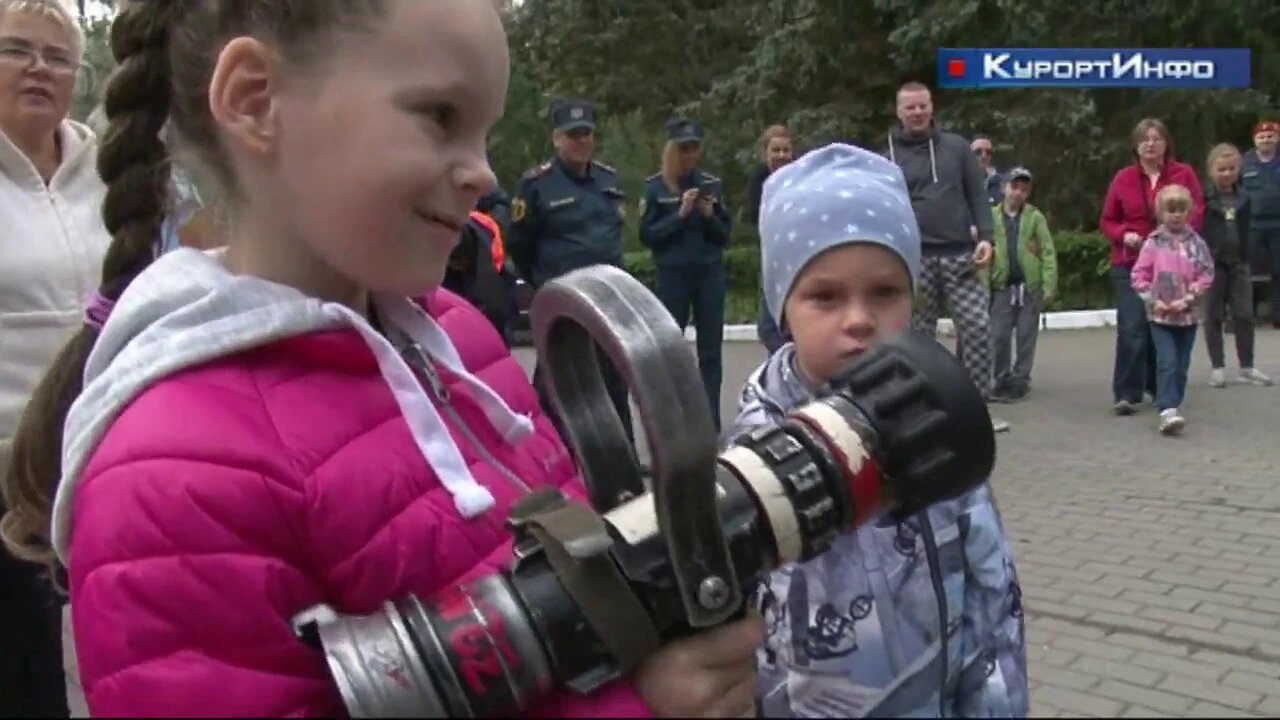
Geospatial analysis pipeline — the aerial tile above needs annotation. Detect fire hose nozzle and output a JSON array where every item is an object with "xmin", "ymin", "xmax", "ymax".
[
  {"xmin": 297, "ymin": 266, "xmax": 999, "ymax": 719},
  {"xmin": 820, "ymin": 329, "xmax": 998, "ymax": 517}
]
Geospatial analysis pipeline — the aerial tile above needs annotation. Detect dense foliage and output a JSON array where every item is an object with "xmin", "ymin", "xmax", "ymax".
[
  {"xmin": 70, "ymin": 1, "xmax": 1280, "ymax": 316},
  {"xmin": 502, "ymin": 0, "xmax": 1279, "ymax": 235}
]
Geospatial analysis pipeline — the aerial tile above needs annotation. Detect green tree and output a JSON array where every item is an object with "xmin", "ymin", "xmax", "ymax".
[
  {"xmin": 70, "ymin": 15, "xmax": 113, "ymax": 122},
  {"xmin": 506, "ymin": 0, "xmax": 1280, "ymax": 232},
  {"xmin": 488, "ymin": 67, "xmax": 552, "ymax": 191}
]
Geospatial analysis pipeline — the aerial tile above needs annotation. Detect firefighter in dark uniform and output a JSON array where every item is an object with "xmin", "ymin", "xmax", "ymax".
[
  {"xmin": 507, "ymin": 99, "xmax": 637, "ymax": 451},
  {"xmin": 639, "ymin": 117, "xmax": 732, "ymax": 431}
]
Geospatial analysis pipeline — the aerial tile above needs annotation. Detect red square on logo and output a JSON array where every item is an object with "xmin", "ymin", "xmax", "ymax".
[{"xmin": 948, "ymin": 58, "xmax": 966, "ymax": 78}]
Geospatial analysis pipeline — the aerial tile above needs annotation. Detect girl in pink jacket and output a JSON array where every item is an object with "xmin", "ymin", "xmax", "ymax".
[
  {"xmin": 0, "ymin": 1, "xmax": 761, "ymax": 717},
  {"xmin": 1130, "ymin": 184, "xmax": 1215, "ymax": 436}
]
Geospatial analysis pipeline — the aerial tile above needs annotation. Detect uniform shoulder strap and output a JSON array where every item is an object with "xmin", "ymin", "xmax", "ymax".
[{"xmin": 522, "ymin": 162, "xmax": 553, "ymax": 181}]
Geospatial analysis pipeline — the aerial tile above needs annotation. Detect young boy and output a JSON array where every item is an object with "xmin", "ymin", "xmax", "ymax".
[
  {"xmin": 735, "ymin": 144, "xmax": 1028, "ymax": 718},
  {"xmin": 988, "ymin": 167, "xmax": 1057, "ymax": 401}
]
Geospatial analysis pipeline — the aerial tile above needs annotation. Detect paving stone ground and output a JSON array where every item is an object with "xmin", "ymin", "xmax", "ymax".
[{"xmin": 518, "ymin": 325, "xmax": 1280, "ymax": 717}]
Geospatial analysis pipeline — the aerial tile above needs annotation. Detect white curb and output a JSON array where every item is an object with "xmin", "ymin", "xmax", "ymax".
[{"xmin": 690, "ymin": 309, "xmax": 1118, "ymax": 343}]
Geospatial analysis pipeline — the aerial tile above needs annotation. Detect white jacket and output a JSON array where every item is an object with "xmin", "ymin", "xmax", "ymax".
[{"xmin": 0, "ymin": 120, "xmax": 110, "ymax": 458}]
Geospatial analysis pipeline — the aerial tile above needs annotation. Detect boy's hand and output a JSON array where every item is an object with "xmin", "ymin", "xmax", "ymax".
[
  {"xmin": 634, "ymin": 612, "xmax": 764, "ymax": 718},
  {"xmin": 1153, "ymin": 300, "xmax": 1170, "ymax": 314},
  {"xmin": 1123, "ymin": 231, "xmax": 1143, "ymax": 248}
]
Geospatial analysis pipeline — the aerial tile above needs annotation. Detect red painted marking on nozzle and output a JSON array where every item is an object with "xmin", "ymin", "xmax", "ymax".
[{"xmin": 790, "ymin": 412, "xmax": 884, "ymax": 529}]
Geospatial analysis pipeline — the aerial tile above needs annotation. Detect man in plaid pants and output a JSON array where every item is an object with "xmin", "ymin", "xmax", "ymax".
[{"xmin": 887, "ymin": 82, "xmax": 1010, "ymax": 432}]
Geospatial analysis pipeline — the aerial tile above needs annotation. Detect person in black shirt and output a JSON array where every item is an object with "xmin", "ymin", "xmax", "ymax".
[
  {"xmin": 1201, "ymin": 144, "xmax": 1273, "ymax": 387},
  {"xmin": 743, "ymin": 124, "xmax": 794, "ymax": 355}
]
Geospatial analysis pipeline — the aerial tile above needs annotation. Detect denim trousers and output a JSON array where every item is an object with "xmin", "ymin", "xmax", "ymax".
[
  {"xmin": 1150, "ymin": 322, "xmax": 1197, "ymax": 411},
  {"xmin": 1111, "ymin": 266, "xmax": 1157, "ymax": 403}
]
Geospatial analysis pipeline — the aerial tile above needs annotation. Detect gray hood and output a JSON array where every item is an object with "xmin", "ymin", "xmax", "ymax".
[{"xmin": 726, "ymin": 343, "xmax": 813, "ymax": 444}]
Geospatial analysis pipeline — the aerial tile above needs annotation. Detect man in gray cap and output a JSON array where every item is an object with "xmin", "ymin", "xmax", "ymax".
[{"xmin": 508, "ymin": 99, "xmax": 638, "ymax": 456}]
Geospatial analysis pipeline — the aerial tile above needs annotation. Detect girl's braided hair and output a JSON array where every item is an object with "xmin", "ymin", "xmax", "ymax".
[{"xmin": 1, "ymin": 0, "xmax": 386, "ymax": 582}]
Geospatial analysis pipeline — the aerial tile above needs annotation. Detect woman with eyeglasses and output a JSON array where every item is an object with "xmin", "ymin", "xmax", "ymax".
[
  {"xmin": 0, "ymin": 1, "xmax": 111, "ymax": 715},
  {"xmin": 1100, "ymin": 118, "xmax": 1205, "ymax": 417}
]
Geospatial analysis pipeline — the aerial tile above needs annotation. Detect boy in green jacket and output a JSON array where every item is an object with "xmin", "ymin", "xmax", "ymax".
[{"xmin": 989, "ymin": 167, "xmax": 1057, "ymax": 401}]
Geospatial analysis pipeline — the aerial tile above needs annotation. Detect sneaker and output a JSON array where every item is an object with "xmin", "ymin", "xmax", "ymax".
[
  {"xmin": 1240, "ymin": 367, "xmax": 1274, "ymax": 386},
  {"xmin": 991, "ymin": 416, "xmax": 1011, "ymax": 433},
  {"xmin": 1113, "ymin": 400, "xmax": 1138, "ymax": 416},
  {"xmin": 1209, "ymin": 368, "xmax": 1227, "ymax": 388},
  {"xmin": 1158, "ymin": 408, "xmax": 1185, "ymax": 436}
]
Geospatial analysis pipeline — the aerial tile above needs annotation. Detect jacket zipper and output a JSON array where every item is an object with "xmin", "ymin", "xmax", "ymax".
[
  {"xmin": 917, "ymin": 512, "xmax": 950, "ymax": 718},
  {"xmin": 400, "ymin": 341, "xmax": 532, "ymax": 496}
]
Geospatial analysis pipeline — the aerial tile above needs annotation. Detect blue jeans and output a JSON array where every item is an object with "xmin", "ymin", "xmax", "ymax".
[
  {"xmin": 1150, "ymin": 323, "xmax": 1196, "ymax": 411},
  {"xmin": 1111, "ymin": 266, "xmax": 1157, "ymax": 403}
]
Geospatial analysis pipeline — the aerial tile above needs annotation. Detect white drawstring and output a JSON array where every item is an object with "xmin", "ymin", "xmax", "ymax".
[
  {"xmin": 887, "ymin": 132, "xmax": 939, "ymax": 183},
  {"xmin": 322, "ymin": 300, "xmax": 504, "ymax": 519},
  {"xmin": 375, "ymin": 296, "xmax": 535, "ymax": 444}
]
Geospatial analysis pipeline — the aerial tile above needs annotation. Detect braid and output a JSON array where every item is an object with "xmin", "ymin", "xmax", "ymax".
[{"xmin": 96, "ymin": 0, "xmax": 178, "ymax": 299}]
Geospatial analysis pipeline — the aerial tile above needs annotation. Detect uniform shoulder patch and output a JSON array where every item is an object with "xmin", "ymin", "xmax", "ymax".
[
  {"xmin": 591, "ymin": 159, "xmax": 617, "ymax": 175},
  {"xmin": 512, "ymin": 197, "xmax": 528, "ymax": 222},
  {"xmin": 522, "ymin": 162, "xmax": 552, "ymax": 180}
]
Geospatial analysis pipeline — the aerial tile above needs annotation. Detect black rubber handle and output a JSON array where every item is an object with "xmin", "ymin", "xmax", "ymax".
[{"xmin": 820, "ymin": 330, "xmax": 997, "ymax": 516}]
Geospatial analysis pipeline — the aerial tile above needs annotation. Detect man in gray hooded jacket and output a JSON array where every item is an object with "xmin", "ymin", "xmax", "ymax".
[{"xmin": 886, "ymin": 83, "xmax": 1003, "ymax": 430}]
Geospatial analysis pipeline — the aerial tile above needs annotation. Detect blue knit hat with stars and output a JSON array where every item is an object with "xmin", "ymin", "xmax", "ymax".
[{"xmin": 759, "ymin": 142, "xmax": 921, "ymax": 329}]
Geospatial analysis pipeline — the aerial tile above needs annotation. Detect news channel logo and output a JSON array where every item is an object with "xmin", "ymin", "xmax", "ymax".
[{"xmin": 937, "ymin": 48, "xmax": 1251, "ymax": 89}]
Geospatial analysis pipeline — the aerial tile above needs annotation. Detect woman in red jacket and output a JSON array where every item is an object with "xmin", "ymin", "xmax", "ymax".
[{"xmin": 1099, "ymin": 118, "xmax": 1204, "ymax": 415}]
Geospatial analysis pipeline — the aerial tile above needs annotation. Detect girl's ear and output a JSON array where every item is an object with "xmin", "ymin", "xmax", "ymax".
[{"xmin": 209, "ymin": 37, "xmax": 285, "ymax": 159}]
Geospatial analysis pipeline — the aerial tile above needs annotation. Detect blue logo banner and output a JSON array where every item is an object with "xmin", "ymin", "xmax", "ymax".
[{"xmin": 937, "ymin": 48, "xmax": 1251, "ymax": 89}]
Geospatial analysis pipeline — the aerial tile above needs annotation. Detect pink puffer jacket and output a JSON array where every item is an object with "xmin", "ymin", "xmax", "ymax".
[{"xmin": 66, "ymin": 290, "xmax": 650, "ymax": 717}]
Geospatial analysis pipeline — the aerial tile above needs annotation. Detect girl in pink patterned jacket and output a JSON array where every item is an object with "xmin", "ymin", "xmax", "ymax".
[
  {"xmin": 0, "ymin": 1, "xmax": 762, "ymax": 717},
  {"xmin": 1131, "ymin": 184, "xmax": 1215, "ymax": 435}
]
